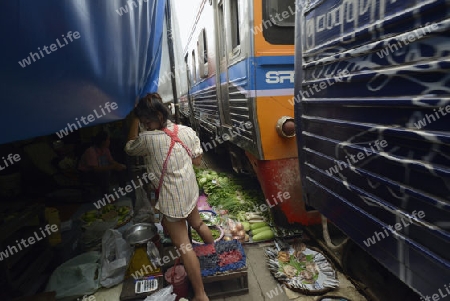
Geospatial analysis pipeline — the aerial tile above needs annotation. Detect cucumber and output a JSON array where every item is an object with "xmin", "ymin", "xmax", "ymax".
[
  {"xmin": 251, "ymin": 226, "xmax": 271, "ymax": 235},
  {"xmin": 249, "ymin": 219, "xmax": 265, "ymax": 224},
  {"xmin": 250, "ymin": 222, "xmax": 268, "ymax": 230},
  {"xmin": 242, "ymin": 222, "xmax": 251, "ymax": 232},
  {"xmin": 252, "ymin": 229, "xmax": 275, "ymax": 242}
]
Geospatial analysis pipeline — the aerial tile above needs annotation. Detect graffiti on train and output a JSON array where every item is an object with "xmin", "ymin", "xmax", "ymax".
[{"xmin": 304, "ymin": 0, "xmax": 422, "ymax": 49}]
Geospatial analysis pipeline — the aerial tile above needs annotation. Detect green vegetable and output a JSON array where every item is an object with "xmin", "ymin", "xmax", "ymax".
[
  {"xmin": 191, "ymin": 227, "xmax": 221, "ymax": 243},
  {"xmin": 251, "ymin": 222, "xmax": 268, "ymax": 230},
  {"xmin": 242, "ymin": 222, "xmax": 250, "ymax": 232},
  {"xmin": 246, "ymin": 213, "xmax": 263, "ymax": 220},
  {"xmin": 252, "ymin": 226, "xmax": 271, "ymax": 235},
  {"xmin": 198, "ymin": 177, "xmax": 208, "ymax": 188},
  {"xmin": 252, "ymin": 229, "xmax": 274, "ymax": 242},
  {"xmin": 236, "ymin": 211, "xmax": 247, "ymax": 223},
  {"xmin": 249, "ymin": 219, "xmax": 265, "ymax": 224},
  {"xmin": 194, "ymin": 168, "xmax": 275, "ymax": 220}
]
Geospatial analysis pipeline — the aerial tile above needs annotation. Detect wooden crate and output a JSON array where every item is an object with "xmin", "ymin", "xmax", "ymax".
[{"xmin": 202, "ymin": 268, "xmax": 249, "ymax": 299}]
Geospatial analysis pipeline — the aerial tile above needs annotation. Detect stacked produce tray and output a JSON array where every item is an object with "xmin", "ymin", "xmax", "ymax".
[
  {"xmin": 194, "ymin": 244, "xmax": 219, "ymax": 277},
  {"xmin": 194, "ymin": 240, "xmax": 247, "ymax": 277},
  {"xmin": 215, "ymin": 240, "xmax": 246, "ymax": 273}
]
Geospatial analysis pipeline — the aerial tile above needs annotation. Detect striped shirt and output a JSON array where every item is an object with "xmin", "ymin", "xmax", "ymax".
[{"xmin": 124, "ymin": 121, "xmax": 202, "ymax": 218}]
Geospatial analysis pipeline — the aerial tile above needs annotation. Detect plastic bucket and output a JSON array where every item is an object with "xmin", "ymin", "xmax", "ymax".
[{"xmin": 165, "ymin": 264, "xmax": 189, "ymax": 301}]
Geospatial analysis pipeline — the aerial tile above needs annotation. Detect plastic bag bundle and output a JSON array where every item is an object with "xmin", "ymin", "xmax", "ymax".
[
  {"xmin": 143, "ymin": 285, "xmax": 177, "ymax": 301},
  {"xmin": 45, "ymin": 251, "xmax": 101, "ymax": 299},
  {"xmin": 133, "ymin": 186, "xmax": 155, "ymax": 224},
  {"xmin": 81, "ymin": 218, "xmax": 118, "ymax": 252},
  {"xmin": 99, "ymin": 229, "xmax": 133, "ymax": 288}
]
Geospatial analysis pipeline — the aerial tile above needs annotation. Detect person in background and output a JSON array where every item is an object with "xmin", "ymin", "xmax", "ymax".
[
  {"xmin": 78, "ymin": 131, "xmax": 127, "ymax": 195},
  {"xmin": 124, "ymin": 112, "xmax": 155, "ymax": 221},
  {"xmin": 125, "ymin": 93, "xmax": 212, "ymax": 301}
]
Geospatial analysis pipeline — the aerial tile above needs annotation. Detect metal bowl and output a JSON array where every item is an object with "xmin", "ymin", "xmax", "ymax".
[
  {"xmin": 191, "ymin": 224, "xmax": 224, "ymax": 244},
  {"xmin": 124, "ymin": 223, "xmax": 158, "ymax": 245}
]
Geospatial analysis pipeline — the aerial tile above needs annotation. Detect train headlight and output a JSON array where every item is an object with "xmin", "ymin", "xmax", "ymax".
[{"xmin": 276, "ymin": 116, "xmax": 296, "ymax": 138}]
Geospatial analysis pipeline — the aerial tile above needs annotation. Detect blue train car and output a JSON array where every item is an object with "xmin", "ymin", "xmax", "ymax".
[{"xmin": 294, "ymin": 0, "xmax": 450, "ymax": 298}]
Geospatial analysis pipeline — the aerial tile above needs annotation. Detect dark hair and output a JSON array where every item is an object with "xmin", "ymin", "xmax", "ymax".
[
  {"xmin": 93, "ymin": 131, "xmax": 109, "ymax": 148},
  {"xmin": 134, "ymin": 93, "xmax": 170, "ymax": 129}
]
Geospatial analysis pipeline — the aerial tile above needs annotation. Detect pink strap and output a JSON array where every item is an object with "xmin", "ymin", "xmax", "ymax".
[
  {"xmin": 162, "ymin": 125, "xmax": 194, "ymax": 158},
  {"xmin": 156, "ymin": 124, "xmax": 193, "ymax": 195}
]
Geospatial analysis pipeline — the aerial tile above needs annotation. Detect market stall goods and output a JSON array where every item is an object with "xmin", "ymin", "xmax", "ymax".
[
  {"xmin": 193, "ymin": 240, "xmax": 247, "ymax": 276},
  {"xmin": 193, "ymin": 168, "xmax": 270, "ymax": 219},
  {"xmin": 265, "ymin": 240, "xmax": 339, "ymax": 295},
  {"xmin": 191, "ymin": 225, "xmax": 223, "ymax": 243},
  {"xmin": 215, "ymin": 240, "xmax": 247, "ymax": 273},
  {"xmin": 194, "ymin": 168, "xmax": 303, "ymax": 243},
  {"xmin": 124, "ymin": 223, "xmax": 162, "ymax": 278},
  {"xmin": 191, "ymin": 210, "xmax": 224, "ymax": 244},
  {"xmin": 80, "ymin": 205, "xmax": 132, "ymax": 228},
  {"xmin": 193, "ymin": 243, "xmax": 219, "ymax": 277}
]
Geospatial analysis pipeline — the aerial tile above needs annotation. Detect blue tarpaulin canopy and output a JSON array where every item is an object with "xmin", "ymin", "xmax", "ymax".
[{"xmin": 0, "ymin": 0, "xmax": 166, "ymax": 145}]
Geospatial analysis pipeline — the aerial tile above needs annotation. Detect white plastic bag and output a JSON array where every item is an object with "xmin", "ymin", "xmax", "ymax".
[
  {"xmin": 133, "ymin": 186, "xmax": 155, "ymax": 223},
  {"xmin": 144, "ymin": 285, "xmax": 177, "ymax": 301},
  {"xmin": 99, "ymin": 229, "xmax": 133, "ymax": 288},
  {"xmin": 45, "ymin": 251, "xmax": 101, "ymax": 299},
  {"xmin": 81, "ymin": 218, "xmax": 118, "ymax": 252}
]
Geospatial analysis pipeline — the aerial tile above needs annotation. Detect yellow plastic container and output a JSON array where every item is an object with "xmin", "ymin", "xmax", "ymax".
[
  {"xmin": 45, "ymin": 207, "xmax": 62, "ymax": 246},
  {"xmin": 126, "ymin": 245, "xmax": 161, "ymax": 278}
]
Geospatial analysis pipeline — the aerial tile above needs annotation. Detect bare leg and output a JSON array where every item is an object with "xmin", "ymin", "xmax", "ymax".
[
  {"xmin": 163, "ymin": 218, "xmax": 209, "ymax": 301},
  {"xmin": 187, "ymin": 207, "xmax": 214, "ymax": 244}
]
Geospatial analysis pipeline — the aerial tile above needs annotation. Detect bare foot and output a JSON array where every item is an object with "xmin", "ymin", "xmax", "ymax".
[{"xmin": 192, "ymin": 292, "xmax": 209, "ymax": 301}]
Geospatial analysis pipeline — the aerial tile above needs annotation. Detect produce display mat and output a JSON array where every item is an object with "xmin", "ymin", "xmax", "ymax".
[{"xmin": 265, "ymin": 242, "xmax": 339, "ymax": 295}]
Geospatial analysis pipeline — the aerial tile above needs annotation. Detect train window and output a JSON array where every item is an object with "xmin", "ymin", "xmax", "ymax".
[
  {"xmin": 191, "ymin": 50, "xmax": 197, "ymax": 83},
  {"xmin": 229, "ymin": 0, "xmax": 241, "ymax": 51},
  {"xmin": 266, "ymin": 0, "xmax": 295, "ymax": 27},
  {"xmin": 184, "ymin": 54, "xmax": 190, "ymax": 84},
  {"xmin": 202, "ymin": 30, "xmax": 208, "ymax": 64},
  {"xmin": 198, "ymin": 29, "xmax": 208, "ymax": 78},
  {"xmin": 262, "ymin": 0, "xmax": 295, "ymax": 44},
  {"xmin": 219, "ymin": 2, "xmax": 226, "ymax": 58}
]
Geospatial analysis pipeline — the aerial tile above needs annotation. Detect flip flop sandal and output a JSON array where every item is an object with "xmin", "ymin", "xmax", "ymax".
[{"xmin": 317, "ymin": 297, "xmax": 352, "ymax": 301}]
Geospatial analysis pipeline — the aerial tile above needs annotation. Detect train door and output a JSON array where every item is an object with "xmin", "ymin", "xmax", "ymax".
[
  {"xmin": 184, "ymin": 53, "xmax": 197, "ymax": 130},
  {"xmin": 215, "ymin": 0, "xmax": 232, "ymax": 127}
]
